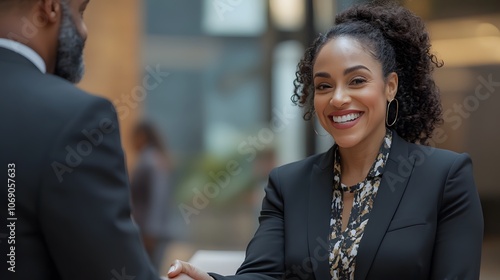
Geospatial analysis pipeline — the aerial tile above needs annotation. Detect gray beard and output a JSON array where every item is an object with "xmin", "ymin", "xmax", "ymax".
[{"xmin": 54, "ymin": 2, "xmax": 85, "ymax": 83}]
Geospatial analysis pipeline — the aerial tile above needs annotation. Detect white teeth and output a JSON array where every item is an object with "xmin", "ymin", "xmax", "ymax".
[{"xmin": 332, "ymin": 113, "xmax": 361, "ymax": 123}]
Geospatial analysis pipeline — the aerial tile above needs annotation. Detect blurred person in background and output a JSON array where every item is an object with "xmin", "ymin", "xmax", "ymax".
[
  {"xmin": 131, "ymin": 121, "xmax": 173, "ymax": 271},
  {"xmin": 0, "ymin": 0, "xmax": 167, "ymax": 278},
  {"xmin": 166, "ymin": 2, "xmax": 483, "ymax": 280}
]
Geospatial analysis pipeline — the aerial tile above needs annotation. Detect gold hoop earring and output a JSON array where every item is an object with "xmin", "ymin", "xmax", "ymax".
[{"xmin": 386, "ymin": 98, "xmax": 399, "ymax": 127}]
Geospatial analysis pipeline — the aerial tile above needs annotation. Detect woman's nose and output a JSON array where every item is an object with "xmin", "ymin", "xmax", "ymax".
[{"xmin": 329, "ymin": 87, "xmax": 351, "ymax": 108}]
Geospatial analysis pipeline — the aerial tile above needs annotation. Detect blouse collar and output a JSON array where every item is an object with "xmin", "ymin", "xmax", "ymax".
[{"xmin": 333, "ymin": 129, "xmax": 393, "ymax": 192}]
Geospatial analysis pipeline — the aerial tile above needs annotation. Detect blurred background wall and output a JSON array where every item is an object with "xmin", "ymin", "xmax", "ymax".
[{"xmin": 77, "ymin": 0, "xmax": 499, "ymax": 278}]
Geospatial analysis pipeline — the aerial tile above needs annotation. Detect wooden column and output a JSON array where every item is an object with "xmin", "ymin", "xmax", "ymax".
[{"xmin": 78, "ymin": 0, "xmax": 142, "ymax": 171}]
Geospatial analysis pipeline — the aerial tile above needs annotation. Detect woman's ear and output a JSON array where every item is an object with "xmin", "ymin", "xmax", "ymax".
[{"xmin": 385, "ymin": 72, "xmax": 399, "ymax": 101}]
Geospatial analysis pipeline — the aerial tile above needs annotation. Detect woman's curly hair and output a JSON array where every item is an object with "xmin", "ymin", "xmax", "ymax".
[{"xmin": 292, "ymin": 1, "xmax": 443, "ymax": 144}]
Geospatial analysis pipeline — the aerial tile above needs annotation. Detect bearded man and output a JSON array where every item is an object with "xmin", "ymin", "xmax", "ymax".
[{"xmin": 0, "ymin": 1, "xmax": 167, "ymax": 279}]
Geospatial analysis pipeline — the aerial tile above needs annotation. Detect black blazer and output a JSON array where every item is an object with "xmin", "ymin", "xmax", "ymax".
[
  {"xmin": 210, "ymin": 131, "xmax": 484, "ymax": 280},
  {"xmin": 0, "ymin": 48, "xmax": 159, "ymax": 279}
]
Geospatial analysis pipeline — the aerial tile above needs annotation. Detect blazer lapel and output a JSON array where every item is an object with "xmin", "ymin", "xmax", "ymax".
[
  {"xmin": 308, "ymin": 146, "xmax": 334, "ymax": 280},
  {"xmin": 354, "ymin": 133, "xmax": 415, "ymax": 280}
]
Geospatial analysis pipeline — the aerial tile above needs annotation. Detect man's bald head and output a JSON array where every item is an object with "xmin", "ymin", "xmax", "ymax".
[{"xmin": 0, "ymin": 0, "xmax": 38, "ymax": 13}]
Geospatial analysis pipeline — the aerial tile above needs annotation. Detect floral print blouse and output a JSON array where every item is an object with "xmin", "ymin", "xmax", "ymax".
[{"xmin": 329, "ymin": 130, "xmax": 392, "ymax": 279}]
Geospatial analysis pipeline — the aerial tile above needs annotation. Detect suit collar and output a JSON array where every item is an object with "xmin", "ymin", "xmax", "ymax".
[
  {"xmin": 0, "ymin": 44, "xmax": 45, "ymax": 72},
  {"xmin": 317, "ymin": 144, "xmax": 335, "ymax": 170},
  {"xmin": 307, "ymin": 131, "xmax": 415, "ymax": 280}
]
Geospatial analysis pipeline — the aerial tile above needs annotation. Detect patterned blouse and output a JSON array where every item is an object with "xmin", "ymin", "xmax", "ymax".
[{"xmin": 329, "ymin": 130, "xmax": 392, "ymax": 279}]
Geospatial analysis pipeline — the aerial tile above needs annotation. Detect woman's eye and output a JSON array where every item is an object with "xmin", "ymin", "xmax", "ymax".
[
  {"xmin": 351, "ymin": 78, "xmax": 366, "ymax": 85},
  {"xmin": 315, "ymin": 84, "xmax": 330, "ymax": 91}
]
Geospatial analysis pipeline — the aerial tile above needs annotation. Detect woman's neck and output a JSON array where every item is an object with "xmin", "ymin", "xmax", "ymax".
[{"xmin": 338, "ymin": 128, "xmax": 386, "ymax": 185}]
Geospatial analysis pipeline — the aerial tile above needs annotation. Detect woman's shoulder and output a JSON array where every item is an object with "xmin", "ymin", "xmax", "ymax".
[
  {"xmin": 271, "ymin": 148, "xmax": 333, "ymax": 178},
  {"xmin": 406, "ymin": 141, "xmax": 470, "ymax": 162},
  {"xmin": 400, "ymin": 139, "xmax": 473, "ymax": 177},
  {"xmin": 392, "ymin": 130, "xmax": 470, "ymax": 164}
]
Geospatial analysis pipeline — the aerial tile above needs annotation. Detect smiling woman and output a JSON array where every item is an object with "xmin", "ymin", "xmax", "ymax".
[
  {"xmin": 292, "ymin": 3, "xmax": 443, "ymax": 146},
  {"xmin": 167, "ymin": 2, "xmax": 484, "ymax": 280},
  {"xmin": 311, "ymin": 37, "xmax": 398, "ymax": 152}
]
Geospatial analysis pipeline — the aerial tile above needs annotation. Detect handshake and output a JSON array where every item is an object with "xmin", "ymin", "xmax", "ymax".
[{"xmin": 164, "ymin": 260, "xmax": 214, "ymax": 280}]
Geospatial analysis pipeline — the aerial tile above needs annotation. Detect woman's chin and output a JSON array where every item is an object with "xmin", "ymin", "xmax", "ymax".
[{"xmin": 332, "ymin": 134, "xmax": 361, "ymax": 149}]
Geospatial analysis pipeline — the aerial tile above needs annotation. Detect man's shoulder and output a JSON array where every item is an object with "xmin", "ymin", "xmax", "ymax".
[
  {"xmin": 15, "ymin": 72, "xmax": 113, "ymax": 116},
  {"xmin": 1, "ymin": 70, "xmax": 116, "ymax": 142},
  {"xmin": 39, "ymin": 74, "xmax": 109, "ymax": 106}
]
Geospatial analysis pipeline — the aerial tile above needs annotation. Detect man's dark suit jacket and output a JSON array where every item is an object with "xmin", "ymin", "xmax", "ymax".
[
  {"xmin": 211, "ymin": 130, "xmax": 484, "ymax": 280},
  {"xmin": 0, "ymin": 47, "xmax": 159, "ymax": 279}
]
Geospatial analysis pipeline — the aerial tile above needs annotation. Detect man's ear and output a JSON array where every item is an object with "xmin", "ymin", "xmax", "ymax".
[
  {"xmin": 385, "ymin": 72, "xmax": 398, "ymax": 101},
  {"xmin": 38, "ymin": 0, "xmax": 61, "ymax": 24}
]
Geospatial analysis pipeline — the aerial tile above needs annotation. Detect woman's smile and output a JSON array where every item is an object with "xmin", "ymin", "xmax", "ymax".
[{"xmin": 329, "ymin": 110, "xmax": 364, "ymax": 129}]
